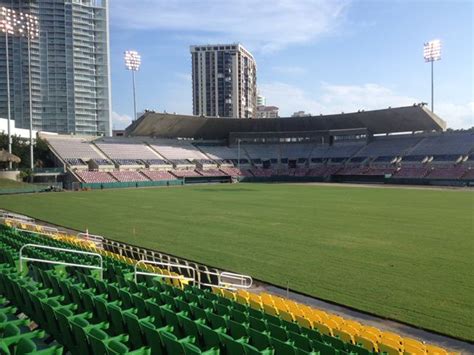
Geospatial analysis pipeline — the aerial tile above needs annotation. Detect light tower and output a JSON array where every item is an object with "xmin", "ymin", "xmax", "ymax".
[
  {"xmin": 423, "ymin": 39, "xmax": 441, "ymax": 113},
  {"xmin": 1, "ymin": 7, "xmax": 39, "ymax": 171},
  {"xmin": 124, "ymin": 50, "xmax": 141, "ymax": 121},
  {"xmin": 18, "ymin": 11, "xmax": 40, "ymax": 171},
  {"xmin": 1, "ymin": 7, "xmax": 15, "ymax": 169}
]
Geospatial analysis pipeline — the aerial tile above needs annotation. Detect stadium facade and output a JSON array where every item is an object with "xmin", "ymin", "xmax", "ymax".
[
  {"xmin": 0, "ymin": 0, "xmax": 112, "ymax": 136},
  {"xmin": 38, "ymin": 105, "xmax": 473, "ymax": 188},
  {"xmin": 191, "ymin": 44, "xmax": 257, "ymax": 119}
]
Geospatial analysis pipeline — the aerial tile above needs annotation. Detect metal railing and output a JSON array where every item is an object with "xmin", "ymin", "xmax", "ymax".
[
  {"xmin": 14, "ymin": 222, "xmax": 58, "ymax": 235},
  {"xmin": 3, "ymin": 217, "xmax": 253, "ymax": 290},
  {"xmin": 19, "ymin": 243, "xmax": 103, "ymax": 279},
  {"xmin": 77, "ymin": 232, "xmax": 104, "ymax": 247},
  {"xmin": 134, "ymin": 259, "xmax": 196, "ymax": 285},
  {"xmin": 0, "ymin": 211, "xmax": 34, "ymax": 222},
  {"xmin": 199, "ymin": 269, "xmax": 253, "ymax": 290}
]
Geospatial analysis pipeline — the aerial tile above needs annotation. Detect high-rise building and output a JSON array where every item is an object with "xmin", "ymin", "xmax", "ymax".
[
  {"xmin": 0, "ymin": 0, "xmax": 111, "ymax": 136},
  {"xmin": 257, "ymin": 93, "xmax": 266, "ymax": 106},
  {"xmin": 292, "ymin": 111, "xmax": 312, "ymax": 117},
  {"xmin": 256, "ymin": 105, "xmax": 279, "ymax": 119},
  {"xmin": 190, "ymin": 43, "xmax": 257, "ymax": 118}
]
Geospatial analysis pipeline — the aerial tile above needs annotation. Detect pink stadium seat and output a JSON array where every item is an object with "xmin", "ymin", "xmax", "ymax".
[
  {"xmin": 140, "ymin": 170, "xmax": 177, "ymax": 181},
  {"xmin": 110, "ymin": 171, "xmax": 150, "ymax": 182},
  {"xmin": 170, "ymin": 170, "xmax": 202, "ymax": 178},
  {"xmin": 76, "ymin": 171, "xmax": 117, "ymax": 183}
]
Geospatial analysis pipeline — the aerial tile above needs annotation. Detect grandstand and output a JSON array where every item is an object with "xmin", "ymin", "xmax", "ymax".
[
  {"xmin": 40, "ymin": 105, "xmax": 473, "ymax": 188},
  {"xmin": 0, "ymin": 215, "xmax": 459, "ymax": 354}
]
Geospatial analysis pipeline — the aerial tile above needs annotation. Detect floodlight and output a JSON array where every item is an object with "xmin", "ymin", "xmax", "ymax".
[
  {"xmin": 124, "ymin": 50, "xmax": 141, "ymax": 120},
  {"xmin": 423, "ymin": 39, "xmax": 441, "ymax": 62},
  {"xmin": 124, "ymin": 50, "xmax": 141, "ymax": 71},
  {"xmin": 423, "ymin": 39, "xmax": 442, "ymax": 113}
]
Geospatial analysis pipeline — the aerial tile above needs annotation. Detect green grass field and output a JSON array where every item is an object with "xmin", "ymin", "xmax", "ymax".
[
  {"xmin": 0, "ymin": 183, "xmax": 472, "ymax": 340},
  {"xmin": 0, "ymin": 178, "xmax": 29, "ymax": 188}
]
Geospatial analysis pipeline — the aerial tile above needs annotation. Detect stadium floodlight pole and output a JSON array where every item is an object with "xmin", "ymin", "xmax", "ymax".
[
  {"xmin": 124, "ymin": 50, "xmax": 141, "ymax": 121},
  {"xmin": 1, "ymin": 7, "xmax": 15, "ymax": 169},
  {"xmin": 18, "ymin": 11, "xmax": 39, "ymax": 172},
  {"xmin": 423, "ymin": 39, "xmax": 441, "ymax": 112},
  {"xmin": 237, "ymin": 138, "xmax": 241, "ymax": 172}
]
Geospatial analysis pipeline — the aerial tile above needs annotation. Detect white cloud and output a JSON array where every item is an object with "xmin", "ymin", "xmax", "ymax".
[
  {"xmin": 259, "ymin": 81, "xmax": 473, "ymax": 128},
  {"xmin": 112, "ymin": 111, "xmax": 132, "ymax": 129},
  {"xmin": 111, "ymin": 0, "xmax": 348, "ymax": 52},
  {"xmin": 436, "ymin": 102, "xmax": 474, "ymax": 130}
]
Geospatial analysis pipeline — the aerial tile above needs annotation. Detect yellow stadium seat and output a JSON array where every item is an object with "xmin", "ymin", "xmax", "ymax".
[
  {"xmin": 249, "ymin": 292, "xmax": 262, "ymax": 303},
  {"xmin": 307, "ymin": 312, "xmax": 323, "ymax": 324},
  {"xmin": 403, "ymin": 338, "xmax": 426, "ymax": 354},
  {"xmin": 287, "ymin": 304, "xmax": 304, "ymax": 317},
  {"xmin": 236, "ymin": 293, "xmax": 249, "ymax": 306},
  {"xmin": 313, "ymin": 321, "xmax": 334, "ymax": 336},
  {"xmin": 222, "ymin": 289, "xmax": 236, "ymax": 301},
  {"xmin": 344, "ymin": 319, "xmax": 363, "ymax": 332},
  {"xmin": 379, "ymin": 338, "xmax": 403, "ymax": 355},
  {"xmin": 237, "ymin": 289, "xmax": 250, "ymax": 299},
  {"xmin": 212, "ymin": 286, "xmax": 224, "ymax": 297},
  {"xmin": 279, "ymin": 309, "xmax": 296, "ymax": 323},
  {"xmin": 329, "ymin": 314, "xmax": 345, "ymax": 325},
  {"xmin": 263, "ymin": 303, "xmax": 279, "ymax": 317},
  {"xmin": 259, "ymin": 292, "xmax": 274, "ymax": 304},
  {"xmin": 170, "ymin": 272, "xmax": 183, "ymax": 288},
  {"xmin": 325, "ymin": 318, "xmax": 340, "ymax": 330},
  {"xmin": 249, "ymin": 298, "xmax": 263, "ymax": 311},
  {"xmin": 382, "ymin": 331, "xmax": 404, "ymax": 345},
  {"xmin": 425, "ymin": 345, "xmax": 448, "ymax": 355},
  {"xmin": 313, "ymin": 309, "xmax": 329, "ymax": 321},
  {"xmin": 296, "ymin": 315, "xmax": 313, "ymax": 329},
  {"xmin": 355, "ymin": 332, "xmax": 379, "ymax": 353},
  {"xmin": 160, "ymin": 269, "xmax": 173, "ymax": 285},
  {"xmin": 333, "ymin": 325, "xmax": 358, "ymax": 344},
  {"xmin": 298, "ymin": 304, "xmax": 314, "ymax": 315},
  {"xmin": 363, "ymin": 326, "xmax": 382, "ymax": 339}
]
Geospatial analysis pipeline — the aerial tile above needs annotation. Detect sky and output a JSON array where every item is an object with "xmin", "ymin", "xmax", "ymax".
[{"xmin": 109, "ymin": 0, "xmax": 473, "ymax": 130}]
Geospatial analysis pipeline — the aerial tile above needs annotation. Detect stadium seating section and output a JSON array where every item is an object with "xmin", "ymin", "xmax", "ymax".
[
  {"xmin": 44, "ymin": 132, "xmax": 474, "ymax": 184},
  {"xmin": 0, "ymin": 222, "xmax": 453, "ymax": 355}
]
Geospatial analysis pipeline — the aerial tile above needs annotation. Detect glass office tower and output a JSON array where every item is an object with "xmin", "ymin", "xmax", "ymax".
[{"xmin": 0, "ymin": 0, "xmax": 111, "ymax": 136}]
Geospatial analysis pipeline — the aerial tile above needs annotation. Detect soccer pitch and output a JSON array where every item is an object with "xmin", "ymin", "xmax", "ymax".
[{"xmin": 0, "ymin": 183, "xmax": 472, "ymax": 340}]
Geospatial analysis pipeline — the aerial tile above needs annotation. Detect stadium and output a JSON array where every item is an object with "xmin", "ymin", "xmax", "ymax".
[{"xmin": 0, "ymin": 104, "xmax": 472, "ymax": 354}]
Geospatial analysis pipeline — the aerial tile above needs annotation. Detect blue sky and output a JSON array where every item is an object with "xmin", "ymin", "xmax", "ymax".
[{"xmin": 109, "ymin": 0, "xmax": 473, "ymax": 129}]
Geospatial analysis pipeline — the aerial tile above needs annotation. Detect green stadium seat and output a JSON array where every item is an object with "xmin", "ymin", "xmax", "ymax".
[
  {"xmin": 207, "ymin": 312, "xmax": 228, "ymax": 331},
  {"xmin": 229, "ymin": 307, "xmax": 248, "ymax": 324},
  {"xmin": 249, "ymin": 316, "xmax": 267, "ymax": 332},
  {"xmin": 196, "ymin": 322, "xmax": 223, "ymax": 350},
  {"xmin": 267, "ymin": 322, "xmax": 289, "ymax": 342},
  {"xmin": 288, "ymin": 330, "xmax": 313, "ymax": 352},
  {"xmin": 271, "ymin": 337, "xmax": 300, "ymax": 354},
  {"xmin": 14, "ymin": 337, "xmax": 63, "ymax": 355},
  {"xmin": 227, "ymin": 318, "xmax": 249, "ymax": 340}
]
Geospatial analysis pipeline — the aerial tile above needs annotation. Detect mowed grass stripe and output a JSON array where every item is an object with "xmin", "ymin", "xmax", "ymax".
[{"xmin": 0, "ymin": 184, "xmax": 472, "ymax": 340}]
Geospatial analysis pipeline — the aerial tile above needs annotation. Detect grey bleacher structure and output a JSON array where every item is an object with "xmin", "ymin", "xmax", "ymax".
[{"xmin": 41, "ymin": 106, "xmax": 474, "ymax": 187}]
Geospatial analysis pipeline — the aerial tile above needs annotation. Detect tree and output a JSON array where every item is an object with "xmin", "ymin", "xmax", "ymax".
[{"xmin": 0, "ymin": 133, "xmax": 54, "ymax": 169}]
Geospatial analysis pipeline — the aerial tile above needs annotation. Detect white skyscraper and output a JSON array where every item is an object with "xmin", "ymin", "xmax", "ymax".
[
  {"xmin": 0, "ymin": 0, "xmax": 112, "ymax": 136},
  {"xmin": 190, "ymin": 43, "xmax": 257, "ymax": 118}
]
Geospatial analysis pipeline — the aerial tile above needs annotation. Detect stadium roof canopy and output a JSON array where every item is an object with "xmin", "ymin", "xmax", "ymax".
[{"xmin": 126, "ymin": 105, "xmax": 446, "ymax": 140}]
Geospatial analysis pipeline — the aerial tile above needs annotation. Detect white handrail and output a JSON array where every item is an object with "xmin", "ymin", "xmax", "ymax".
[
  {"xmin": 0, "ymin": 212, "xmax": 34, "ymax": 222},
  {"xmin": 198, "ymin": 269, "xmax": 253, "ymax": 290},
  {"xmin": 19, "ymin": 243, "xmax": 103, "ymax": 280},
  {"xmin": 134, "ymin": 259, "xmax": 196, "ymax": 285},
  {"xmin": 12, "ymin": 221, "xmax": 58, "ymax": 234},
  {"xmin": 220, "ymin": 271, "xmax": 253, "ymax": 289},
  {"xmin": 77, "ymin": 232, "xmax": 104, "ymax": 242},
  {"xmin": 77, "ymin": 232, "xmax": 104, "ymax": 247}
]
